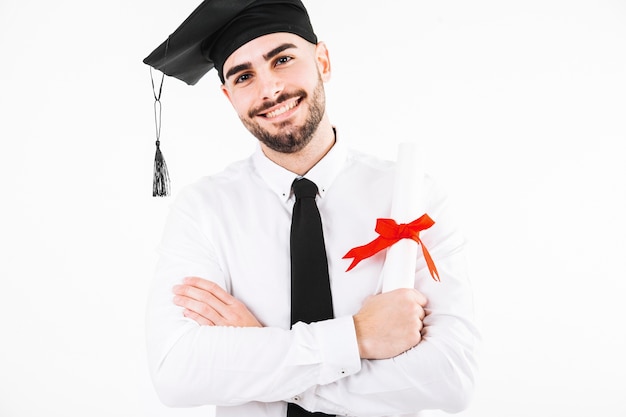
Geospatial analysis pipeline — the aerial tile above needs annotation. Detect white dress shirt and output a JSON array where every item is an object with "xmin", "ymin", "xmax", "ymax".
[{"xmin": 146, "ymin": 136, "xmax": 480, "ymax": 417}]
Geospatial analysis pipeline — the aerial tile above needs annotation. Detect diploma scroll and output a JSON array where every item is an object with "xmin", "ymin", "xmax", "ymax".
[{"xmin": 380, "ymin": 142, "xmax": 425, "ymax": 293}]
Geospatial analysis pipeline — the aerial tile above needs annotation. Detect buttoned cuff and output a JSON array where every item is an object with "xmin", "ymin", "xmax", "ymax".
[
  {"xmin": 310, "ymin": 315, "xmax": 361, "ymax": 384},
  {"xmin": 287, "ymin": 316, "xmax": 361, "ymax": 412}
]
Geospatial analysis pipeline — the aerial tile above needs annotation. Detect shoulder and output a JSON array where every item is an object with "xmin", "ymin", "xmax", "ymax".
[
  {"xmin": 345, "ymin": 148, "xmax": 395, "ymax": 172},
  {"xmin": 171, "ymin": 156, "xmax": 254, "ymax": 213},
  {"xmin": 339, "ymin": 148, "xmax": 396, "ymax": 187}
]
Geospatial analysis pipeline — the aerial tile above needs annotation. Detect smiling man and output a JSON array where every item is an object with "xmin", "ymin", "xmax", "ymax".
[{"xmin": 144, "ymin": 1, "xmax": 479, "ymax": 417}]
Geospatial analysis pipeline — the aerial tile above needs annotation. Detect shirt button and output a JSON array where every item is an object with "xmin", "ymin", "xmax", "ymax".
[{"xmin": 293, "ymin": 396, "xmax": 300, "ymax": 402}]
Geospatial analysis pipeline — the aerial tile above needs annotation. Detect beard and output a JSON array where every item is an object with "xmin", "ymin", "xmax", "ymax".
[{"xmin": 240, "ymin": 75, "xmax": 326, "ymax": 154}]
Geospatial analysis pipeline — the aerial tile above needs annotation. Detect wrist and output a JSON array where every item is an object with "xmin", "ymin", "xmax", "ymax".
[{"xmin": 352, "ymin": 314, "xmax": 371, "ymax": 359}]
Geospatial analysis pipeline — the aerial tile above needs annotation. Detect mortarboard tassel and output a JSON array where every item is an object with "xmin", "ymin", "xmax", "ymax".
[
  {"xmin": 153, "ymin": 139, "xmax": 170, "ymax": 197},
  {"xmin": 151, "ymin": 67, "xmax": 170, "ymax": 197}
]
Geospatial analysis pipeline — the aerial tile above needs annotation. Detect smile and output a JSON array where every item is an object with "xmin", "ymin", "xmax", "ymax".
[{"xmin": 260, "ymin": 98, "xmax": 300, "ymax": 119}]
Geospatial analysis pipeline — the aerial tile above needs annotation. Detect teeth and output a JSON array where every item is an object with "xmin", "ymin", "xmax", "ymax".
[{"xmin": 265, "ymin": 100, "xmax": 298, "ymax": 118}]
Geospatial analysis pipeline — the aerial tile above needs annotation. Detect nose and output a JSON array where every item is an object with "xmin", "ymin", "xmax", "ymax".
[{"xmin": 258, "ymin": 70, "xmax": 284, "ymax": 100}]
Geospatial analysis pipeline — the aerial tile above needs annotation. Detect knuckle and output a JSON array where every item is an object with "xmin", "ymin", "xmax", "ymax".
[
  {"xmin": 399, "ymin": 288, "xmax": 414, "ymax": 299},
  {"xmin": 416, "ymin": 320, "xmax": 424, "ymax": 331},
  {"xmin": 180, "ymin": 286, "xmax": 192, "ymax": 297},
  {"xmin": 206, "ymin": 280, "xmax": 216, "ymax": 290},
  {"xmin": 198, "ymin": 304, "xmax": 212, "ymax": 317},
  {"xmin": 405, "ymin": 301, "xmax": 421, "ymax": 317},
  {"xmin": 174, "ymin": 295, "xmax": 190, "ymax": 307},
  {"xmin": 413, "ymin": 327, "xmax": 422, "ymax": 340}
]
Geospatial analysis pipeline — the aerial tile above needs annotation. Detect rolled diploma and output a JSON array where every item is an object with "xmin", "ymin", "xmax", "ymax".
[{"xmin": 380, "ymin": 142, "xmax": 425, "ymax": 293}]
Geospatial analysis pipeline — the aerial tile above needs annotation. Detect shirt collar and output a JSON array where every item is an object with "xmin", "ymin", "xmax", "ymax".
[{"xmin": 251, "ymin": 129, "xmax": 348, "ymax": 203}]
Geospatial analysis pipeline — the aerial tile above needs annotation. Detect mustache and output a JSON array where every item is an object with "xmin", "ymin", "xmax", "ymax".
[{"xmin": 248, "ymin": 89, "xmax": 308, "ymax": 118}]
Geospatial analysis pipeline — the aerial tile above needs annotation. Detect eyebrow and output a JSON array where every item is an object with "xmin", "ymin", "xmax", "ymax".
[
  {"xmin": 263, "ymin": 43, "xmax": 297, "ymax": 61},
  {"xmin": 224, "ymin": 43, "xmax": 298, "ymax": 81},
  {"xmin": 225, "ymin": 63, "xmax": 252, "ymax": 81}
]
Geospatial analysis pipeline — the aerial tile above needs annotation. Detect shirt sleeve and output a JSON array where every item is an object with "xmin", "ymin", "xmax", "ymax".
[
  {"xmin": 145, "ymin": 185, "xmax": 362, "ymax": 407},
  {"xmin": 291, "ymin": 180, "xmax": 481, "ymax": 416}
]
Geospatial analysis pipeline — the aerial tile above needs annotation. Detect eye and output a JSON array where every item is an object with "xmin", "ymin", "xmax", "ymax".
[
  {"xmin": 235, "ymin": 73, "xmax": 252, "ymax": 84},
  {"xmin": 275, "ymin": 56, "xmax": 292, "ymax": 66}
]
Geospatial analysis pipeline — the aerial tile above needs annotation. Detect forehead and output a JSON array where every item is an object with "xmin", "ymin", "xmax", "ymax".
[{"xmin": 223, "ymin": 32, "xmax": 311, "ymax": 69}]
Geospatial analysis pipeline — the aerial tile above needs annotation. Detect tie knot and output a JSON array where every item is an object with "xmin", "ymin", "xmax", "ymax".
[{"xmin": 292, "ymin": 178, "xmax": 318, "ymax": 199}]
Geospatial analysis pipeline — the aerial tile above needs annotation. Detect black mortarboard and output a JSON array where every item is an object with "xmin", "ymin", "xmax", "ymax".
[{"xmin": 143, "ymin": 0, "xmax": 317, "ymax": 85}]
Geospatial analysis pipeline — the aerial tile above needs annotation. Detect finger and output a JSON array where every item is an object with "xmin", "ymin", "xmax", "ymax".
[
  {"xmin": 173, "ymin": 283, "xmax": 228, "ymax": 314},
  {"xmin": 183, "ymin": 308, "xmax": 215, "ymax": 326},
  {"xmin": 413, "ymin": 289, "xmax": 428, "ymax": 307},
  {"xmin": 183, "ymin": 277, "xmax": 236, "ymax": 305},
  {"xmin": 174, "ymin": 283, "xmax": 234, "ymax": 323},
  {"xmin": 173, "ymin": 283, "xmax": 213, "ymax": 302},
  {"xmin": 416, "ymin": 305, "xmax": 426, "ymax": 321},
  {"xmin": 175, "ymin": 294, "xmax": 227, "ymax": 325},
  {"xmin": 416, "ymin": 315, "xmax": 424, "ymax": 331}
]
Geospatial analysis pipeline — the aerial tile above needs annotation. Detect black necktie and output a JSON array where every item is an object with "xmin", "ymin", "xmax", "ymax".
[{"xmin": 288, "ymin": 178, "xmax": 334, "ymax": 417}]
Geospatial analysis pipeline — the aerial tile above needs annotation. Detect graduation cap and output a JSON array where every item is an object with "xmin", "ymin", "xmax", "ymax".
[
  {"xmin": 144, "ymin": 0, "xmax": 318, "ymax": 196},
  {"xmin": 144, "ymin": 0, "xmax": 316, "ymax": 86}
]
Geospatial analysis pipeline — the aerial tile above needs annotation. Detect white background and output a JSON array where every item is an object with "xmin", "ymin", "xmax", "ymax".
[{"xmin": 1, "ymin": 1, "xmax": 625, "ymax": 416}]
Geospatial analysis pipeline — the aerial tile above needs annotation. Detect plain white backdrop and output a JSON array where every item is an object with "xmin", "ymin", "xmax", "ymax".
[{"xmin": 1, "ymin": 1, "xmax": 625, "ymax": 416}]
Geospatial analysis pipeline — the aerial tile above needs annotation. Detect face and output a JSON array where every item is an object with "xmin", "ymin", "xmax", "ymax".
[{"xmin": 221, "ymin": 33, "xmax": 331, "ymax": 154}]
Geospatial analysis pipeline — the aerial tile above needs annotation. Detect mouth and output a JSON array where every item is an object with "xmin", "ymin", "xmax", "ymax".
[{"xmin": 258, "ymin": 98, "xmax": 301, "ymax": 120}]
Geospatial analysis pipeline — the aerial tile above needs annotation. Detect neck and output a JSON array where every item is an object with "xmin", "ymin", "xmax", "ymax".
[{"xmin": 261, "ymin": 116, "xmax": 335, "ymax": 176}]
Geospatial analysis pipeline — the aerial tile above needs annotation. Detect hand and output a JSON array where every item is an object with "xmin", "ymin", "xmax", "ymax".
[
  {"xmin": 353, "ymin": 288, "xmax": 428, "ymax": 360},
  {"xmin": 172, "ymin": 277, "xmax": 262, "ymax": 328}
]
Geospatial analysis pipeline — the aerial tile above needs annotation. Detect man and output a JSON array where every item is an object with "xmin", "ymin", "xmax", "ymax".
[{"xmin": 144, "ymin": 1, "xmax": 479, "ymax": 416}]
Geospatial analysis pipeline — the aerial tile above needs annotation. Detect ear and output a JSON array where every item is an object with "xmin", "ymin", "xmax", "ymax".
[
  {"xmin": 314, "ymin": 41, "xmax": 331, "ymax": 82},
  {"xmin": 221, "ymin": 83, "xmax": 233, "ymax": 104}
]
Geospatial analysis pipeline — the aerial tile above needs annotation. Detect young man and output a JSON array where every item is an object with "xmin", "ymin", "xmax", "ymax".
[{"xmin": 144, "ymin": 1, "xmax": 479, "ymax": 416}]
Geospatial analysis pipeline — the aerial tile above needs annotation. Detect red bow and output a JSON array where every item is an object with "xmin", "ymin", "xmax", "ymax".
[{"xmin": 343, "ymin": 214, "xmax": 440, "ymax": 281}]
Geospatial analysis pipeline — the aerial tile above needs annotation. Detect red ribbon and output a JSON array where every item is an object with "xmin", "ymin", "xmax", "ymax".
[{"xmin": 343, "ymin": 214, "xmax": 440, "ymax": 282}]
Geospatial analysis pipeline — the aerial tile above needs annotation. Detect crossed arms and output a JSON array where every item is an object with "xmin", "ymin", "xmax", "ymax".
[{"xmin": 146, "ymin": 183, "xmax": 479, "ymax": 415}]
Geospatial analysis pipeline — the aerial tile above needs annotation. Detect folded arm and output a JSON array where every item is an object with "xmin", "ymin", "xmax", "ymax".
[
  {"xmin": 146, "ymin": 197, "xmax": 362, "ymax": 407},
  {"xmin": 293, "ymin": 239, "xmax": 480, "ymax": 416}
]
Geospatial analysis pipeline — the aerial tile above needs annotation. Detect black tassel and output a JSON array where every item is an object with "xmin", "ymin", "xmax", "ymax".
[
  {"xmin": 153, "ymin": 140, "xmax": 170, "ymax": 197},
  {"xmin": 151, "ymin": 65, "xmax": 170, "ymax": 197}
]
